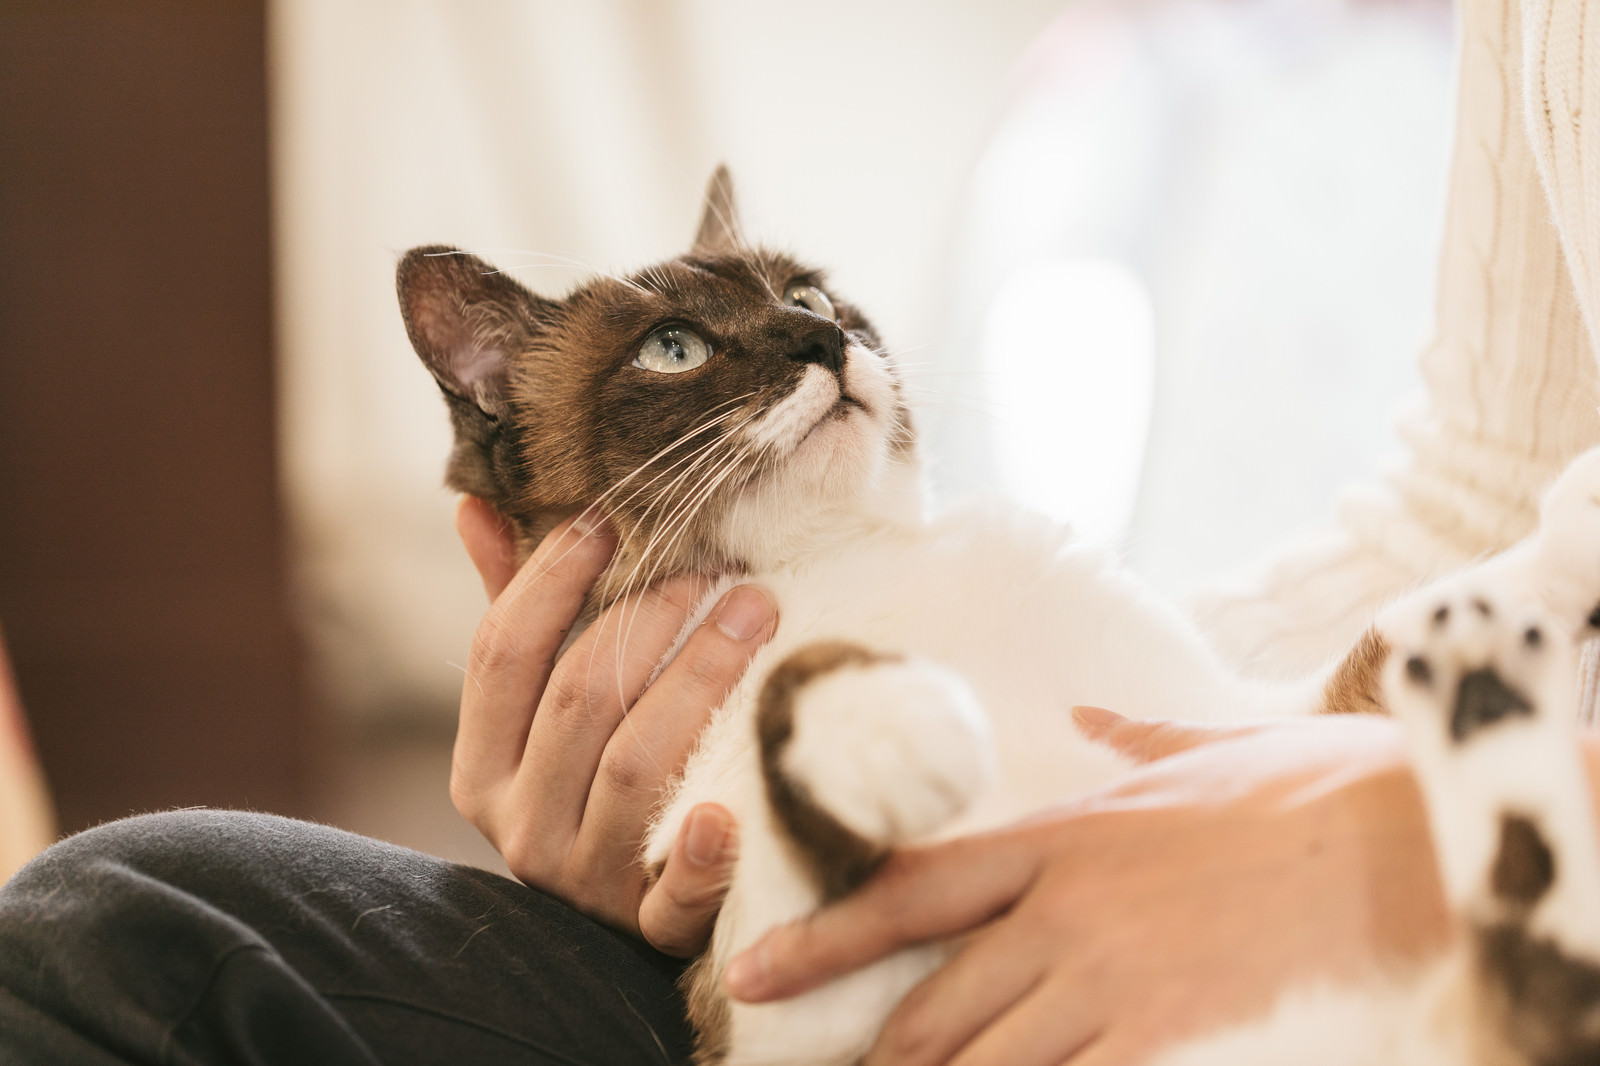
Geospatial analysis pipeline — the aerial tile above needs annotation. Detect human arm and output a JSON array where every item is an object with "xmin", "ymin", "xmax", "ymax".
[
  {"xmin": 724, "ymin": 711, "xmax": 1455, "ymax": 1066},
  {"xmin": 450, "ymin": 496, "xmax": 768, "ymax": 955},
  {"xmin": 0, "ymin": 626, "xmax": 54, "ymax": 882}
]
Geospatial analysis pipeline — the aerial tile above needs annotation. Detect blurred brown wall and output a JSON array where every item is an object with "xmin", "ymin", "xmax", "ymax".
[{"xmin": 0, "ymin": 2, "xmax": 312, "ymax": 832}]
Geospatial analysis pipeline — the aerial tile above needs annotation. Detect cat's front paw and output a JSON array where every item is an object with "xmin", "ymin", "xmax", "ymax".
[{"xmin": 758, "ymin": 642, "xmax": 994, "ymax": 896}]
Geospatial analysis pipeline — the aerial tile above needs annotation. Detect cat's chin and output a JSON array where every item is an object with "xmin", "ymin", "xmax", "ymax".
[
  {"xmin": 716, "ymin": 416, "xmax": 903, "ymax": 571},
  {"xmin": 793, "ymin": 397, "xmax": 869, "ymax": 458}
]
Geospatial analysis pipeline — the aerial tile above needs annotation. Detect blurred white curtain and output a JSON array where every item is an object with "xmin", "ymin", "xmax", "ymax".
[
  {"xmin": 936, "ymin": 0, "xmax": 1455, "ymax": 593},
  {"xmin": 269, "ymin": 0, "xmax": 1062, "ymax": 723}
]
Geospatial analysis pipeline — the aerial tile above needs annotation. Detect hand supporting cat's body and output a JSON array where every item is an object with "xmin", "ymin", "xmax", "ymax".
[
  {"xmin": 649, "ymin": 507, "xmax": 1320, "ymax": 1063},
  {"xmin": 647, "ymin": 453, "xmax": 1600, "ymax": 1066},
  {"xmin": 399, "ymin": 169, "xmax": 1600, "ymax": 1066}
]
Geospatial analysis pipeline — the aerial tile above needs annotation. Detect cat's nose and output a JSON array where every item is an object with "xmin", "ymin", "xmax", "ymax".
[{"xmin": 790, "ymin": 322, "xmax": 846, "ymax": 374}]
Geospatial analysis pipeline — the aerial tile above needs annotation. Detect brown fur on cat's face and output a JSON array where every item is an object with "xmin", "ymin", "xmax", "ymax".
[{"xmin": 397, "ymin": 168, "xmax": 916, "ymax": 603}]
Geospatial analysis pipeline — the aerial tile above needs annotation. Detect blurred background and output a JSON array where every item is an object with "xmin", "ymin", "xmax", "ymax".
[{"xmin": 0, "ymin": 0, "xmax": 1453, "ymax": 871}]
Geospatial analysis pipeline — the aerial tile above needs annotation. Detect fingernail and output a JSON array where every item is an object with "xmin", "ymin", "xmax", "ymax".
[
  {"xmin": 1072, "ymin": 705, "xmax": 1126, "ymax": 731},
  {"xmin": 685, "ymin": 807, "xmax": 726, "ymax": 868},
  {"xmin": 714, "ymin": 585, "xmax": 775, "ymax": 641},
  {"xmin": 724, "ymin": 942, "xmax": 768, "ymax": 999},
  {"xmin": 571, "ymin": 507, "xmax": 613, "ymax": 539}
]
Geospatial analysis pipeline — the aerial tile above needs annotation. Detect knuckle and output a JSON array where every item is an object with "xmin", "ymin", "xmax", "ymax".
[
  {"xmin": 677, "ymin": 645, "xmax": 740, "ymax": 695},
  {"xmin": 447, "ymin": 768, "xmax": 481, "ymax": 821},
  {"xmin": 597, "ymin": 748, "xmax": 653, "ymax": 796},
  {"xmin": 641, "ymin": 902, "xmax": 705, "ymax": 957},
  {"xmin": 540, "ymin": 671, "xmax": 612, "ymax": 739},
  {"xmin": 497, "ymin": 827, "xmax": 555, "ymax": 887},
  {"xmin": 664, "ymin": 866, "xmax": 726, "ymax": 913},
  {"xmin": 466, "ymin": 609, "xmax": 525, "ymax": 678}
]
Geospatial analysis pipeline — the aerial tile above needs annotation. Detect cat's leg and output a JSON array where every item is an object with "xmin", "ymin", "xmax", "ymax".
[
  {"xmin": 659, "ymin": 641, "xmax": 993, "ymax": 1066},
  {"xmin": 1324, "ymin": 444, "xmax": 1600, "ymax": 721},
  {"xmin": 1384, "ymin": 584, "xmax": 1600, "ymax": 1065},
  {"xmin": 1509, "ymin": 444, "xmax": 1600, "ymax": 638},
  {"xmin": 704, "ymin": 642, "xmax": 994, "ymax": 1064},
  {"xmin": 757, "ymin": 640, "xmax": 996, "ymax": 900}
]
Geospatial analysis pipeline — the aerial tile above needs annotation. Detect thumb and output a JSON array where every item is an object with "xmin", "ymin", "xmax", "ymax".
[
  {"xmin": 1071, "ymin": 706, "xmax": 1257, "ymax": 764},
  {"xmin": 639, "ymin": 804, "xmax": 739, "ymax": 958}
]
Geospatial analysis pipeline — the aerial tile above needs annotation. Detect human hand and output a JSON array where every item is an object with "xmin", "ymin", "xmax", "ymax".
[
  {"xmin": 725, "ymin": 710, "xmax": 1450, "ymax": 1065},
  {"xmin": 451, "ymin": 496, "xmax": 774, "ymax": 956}
]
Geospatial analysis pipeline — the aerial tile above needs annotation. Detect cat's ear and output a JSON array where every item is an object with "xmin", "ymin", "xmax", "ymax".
[
  {"xmin": 396, "ymin": 245, "xmax": 554, "ymax": 419},
  {"xmin": 692, "ymin": 164, "xmax": 744, "ymax": 255}
]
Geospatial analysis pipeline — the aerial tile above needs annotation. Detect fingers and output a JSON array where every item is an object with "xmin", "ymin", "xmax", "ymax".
[
  {"xmin": 932, "ymin": 977, "xmax": 1097, "ymax": 1066},
  {"xmin": 451, "ymin": 494, "xmax": 775, "ymax": 939},
  {"xmin": 491, "ymin": 577, "xmax": 774, "ymax": 937},
  {"xmin": 503, "ymin": 572, "xmax": 713, "ymax": 865},
  {"xmin": 866, "ymin": 920, "xmax": 1048, "ymax": 1066},
  {"xmin": 725, "ymin": 829, "xmax": 1042, "ymax": 1003},
  {"xmin": 455, "ymin": 495, "xmax": 519, "ymax": 600},
  {"xmin": 451, "ymin": 512, "xmax": 616, "ymax": 812},
  {"xmin": 1054, "ymin": 1033, "xmax": 1137, "ymax": 1066},
  {"xmin": 568, "ymin": 585, "xmax": 776, "ymax": 878},
  {"xmin": 1071, "ymin": 706, "xmax": 1257, "ymax": 764},
  {"xmin": 639, "ymin": 803, "xmax": 740, "ymax": 957}
]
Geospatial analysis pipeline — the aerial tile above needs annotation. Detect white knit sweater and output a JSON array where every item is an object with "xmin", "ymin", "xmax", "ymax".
[{"xmin": 1195, "ymin": 0, "xmax": 1600, "ymax": 680}]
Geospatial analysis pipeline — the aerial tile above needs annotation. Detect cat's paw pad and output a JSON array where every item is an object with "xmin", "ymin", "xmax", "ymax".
[
  {"xmin": 766, "ymin": 645, "xmax": 995, "ymax": 848},
  {"xmin": 1383, "ymin": 587, "xmax": 1570, "ymax": 745},
  {"xmin": 1528, "ymin": 446, "xmax": 1600, "ymax": 634}
]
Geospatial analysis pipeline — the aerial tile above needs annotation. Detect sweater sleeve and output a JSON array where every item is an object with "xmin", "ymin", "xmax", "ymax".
[{"xmin": 1192, "ymin": 0, "xmax": 1600, "ymax": 679}]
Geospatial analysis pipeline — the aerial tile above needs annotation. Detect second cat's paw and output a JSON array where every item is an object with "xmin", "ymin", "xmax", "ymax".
[
  {"xmin": 1383, "ymin": 588, "xmax": 1568, "ymax": 746},
  {"xmin": 761, "ymin": 642, "xmax": 995, "ymax": 853}
]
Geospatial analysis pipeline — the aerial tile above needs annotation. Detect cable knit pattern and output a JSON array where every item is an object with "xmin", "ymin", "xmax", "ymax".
[
  {"xmin": 1525, "ymin": 0, "xmax": 1600, "ymax": 342},
  {"xmin": 1195, "ymin": 0, "xmax": 1600, "ymax": 676}
]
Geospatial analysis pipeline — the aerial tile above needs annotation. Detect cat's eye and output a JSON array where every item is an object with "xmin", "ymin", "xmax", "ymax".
[
  {"xmin": 634, "ymin": 326, "xmax": 711, "ymax": 374},
  {"xmin": 785, "ymin": 284, "xmax": 838, "ymax": 322}
]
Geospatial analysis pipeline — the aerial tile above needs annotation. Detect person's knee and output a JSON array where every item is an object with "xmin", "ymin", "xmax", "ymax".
[
  {"xmin": 0, "ymin": 808, "xmax": 318, "ymax": 956},
  {"xmin": 10, "ymin": 808, "xmax": 290, "ymax": 887}
]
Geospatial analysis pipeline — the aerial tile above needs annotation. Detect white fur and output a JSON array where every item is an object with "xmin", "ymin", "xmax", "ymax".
[
  {"xmin": 743, "ymin": 363, "xmax": 840, "ymax": 456},
  {"xmin": 640, "ymin": 338, "xmax": 1600, "ymax": 1064},
  {"xmin": 1148, "ymin": 969, "xmax": 1467, "ymax": 1066},
  {"xmin": 782, "ymin": 659, "xmax": 994, "ymax": 845}
]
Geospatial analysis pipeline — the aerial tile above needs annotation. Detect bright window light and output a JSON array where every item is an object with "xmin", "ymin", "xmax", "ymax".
[{"xmin": 981, "ymin": 257, "xmax": 1155, "ymax": 546}]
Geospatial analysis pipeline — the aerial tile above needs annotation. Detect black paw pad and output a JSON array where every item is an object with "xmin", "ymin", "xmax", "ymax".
[
  {"xmin": 1490, "ymin": 813, "xmax": 1556, "ymax": 908},
  {"xmin": 1451, "ymin": 668, "xmax": 1535, "ymax": 742}
]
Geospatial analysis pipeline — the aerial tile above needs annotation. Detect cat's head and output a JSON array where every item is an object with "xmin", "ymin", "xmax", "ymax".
[{"xmin": 397, "ymin": 167, "xmax": 919, "ymax": 603}]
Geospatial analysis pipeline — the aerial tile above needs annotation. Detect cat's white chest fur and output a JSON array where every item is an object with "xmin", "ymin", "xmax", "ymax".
[
  {"xmin": 645, "ymin": 502, "xmax": 1297, "ymax": 1065},
  {"xmin": 652, "ymin": 507, "xmax": 1136, "ymax": 862}
]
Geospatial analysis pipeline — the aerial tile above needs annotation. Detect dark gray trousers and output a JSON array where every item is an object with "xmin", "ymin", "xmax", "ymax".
[{"xmin": 0, "ymin": 810, "xmax": 695, "ymax": 1065}]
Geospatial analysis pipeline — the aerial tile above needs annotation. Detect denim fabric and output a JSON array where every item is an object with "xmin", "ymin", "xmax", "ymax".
[{"xmin": 0, "ymin": 810, "xmax": 693, "ymax": 1065}]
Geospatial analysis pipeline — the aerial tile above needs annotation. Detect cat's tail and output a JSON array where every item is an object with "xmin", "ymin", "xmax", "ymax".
[{"xmin": 1384, "ymin": 583, "xmax": 1600, "ymax": 1065}]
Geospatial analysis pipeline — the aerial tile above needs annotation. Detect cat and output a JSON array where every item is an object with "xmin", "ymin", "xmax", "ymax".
[{"xmin": 397, "ymin": 167, "xmax": 1600, "ymax": 1065}]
